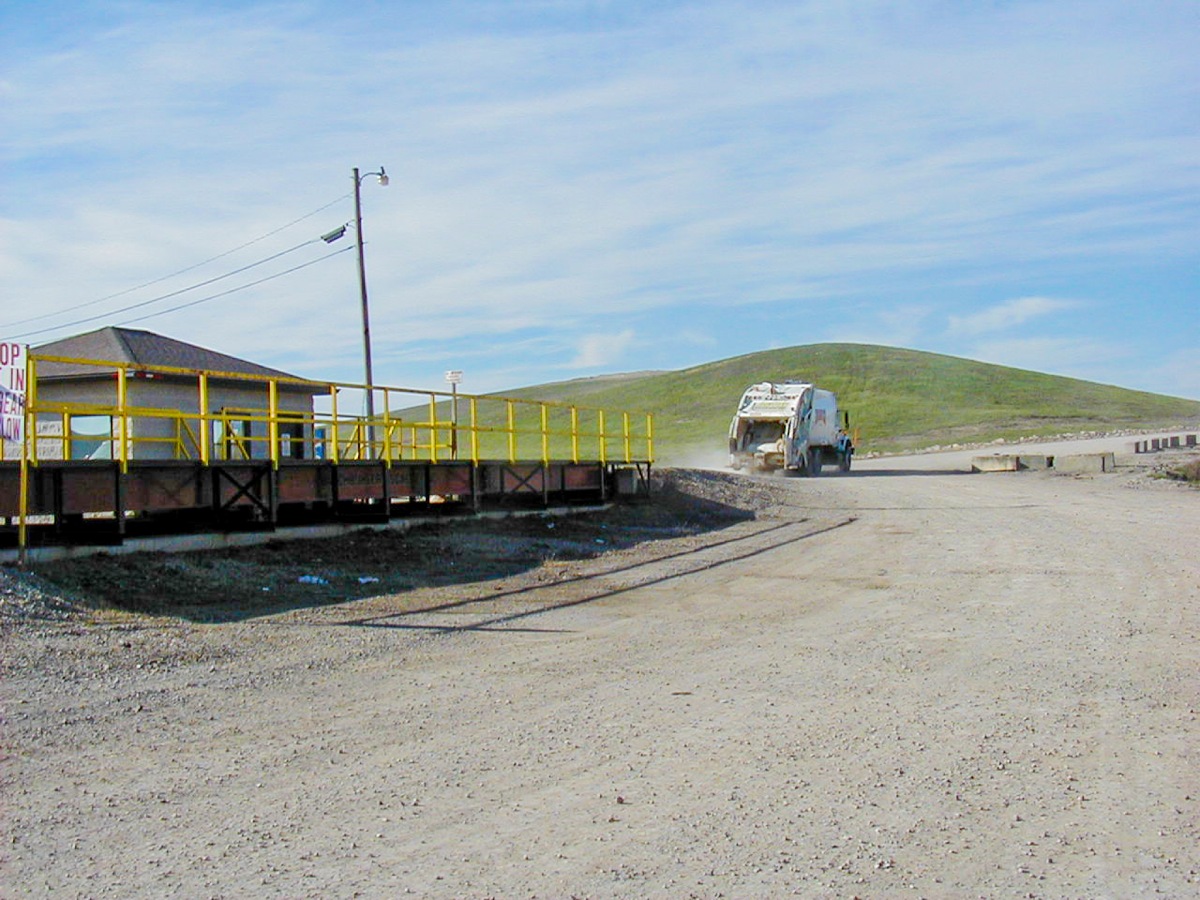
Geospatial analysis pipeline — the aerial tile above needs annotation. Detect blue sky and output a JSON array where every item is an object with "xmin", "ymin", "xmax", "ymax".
[{"xmin": 2, "ymin": 0, "xmax": 1197, "ymax": 399}]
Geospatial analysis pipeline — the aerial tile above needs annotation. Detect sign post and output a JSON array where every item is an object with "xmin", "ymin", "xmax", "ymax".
[{"xmin": 1, "ymin": 342, "xmax": 30, "ymax": 565}]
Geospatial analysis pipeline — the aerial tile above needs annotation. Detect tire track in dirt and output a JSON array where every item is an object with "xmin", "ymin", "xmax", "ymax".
[{"xmin": 343, "ymin": 517, "xmax": 857, "ymax": 633}]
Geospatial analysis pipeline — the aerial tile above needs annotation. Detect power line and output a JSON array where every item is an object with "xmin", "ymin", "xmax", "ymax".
[
  {"xmin": 115, "ymin": 246, "xmax": 354, "ymax": 327},
  {"xmin": 2, "ymin": 193, "xmax": 352, "ymax": 329},
  {"xmin": 10, "ymin": 236, "xmax": 339, "ymax": 339}
]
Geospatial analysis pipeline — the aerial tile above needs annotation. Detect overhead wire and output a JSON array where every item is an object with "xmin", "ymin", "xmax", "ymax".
[
  {"xmin": 8, "ymin": 235, "xmax": 349, "ymax": 340},
  {"xmin": 115, "ymin": 245, "xmax": 355, "ymax": 326},
  {"xmin": 0, "ymin": 193, "xmax": 353, "ymax": 331}
]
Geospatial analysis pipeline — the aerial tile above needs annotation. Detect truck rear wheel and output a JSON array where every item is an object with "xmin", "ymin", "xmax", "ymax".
[{"xmin": 807, "ymin": 448, "xmax": 821, "ymax": 477}]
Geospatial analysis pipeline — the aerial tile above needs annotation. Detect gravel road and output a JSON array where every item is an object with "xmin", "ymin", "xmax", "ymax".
[{"xmin": 2, "ymin": 446, "xmax": 1197, "ymax": 898}]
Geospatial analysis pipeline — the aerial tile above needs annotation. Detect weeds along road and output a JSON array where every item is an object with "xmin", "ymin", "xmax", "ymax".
[{"xmin": 3, "ymin": 453, "xmax": 1198, "ymax": 898}]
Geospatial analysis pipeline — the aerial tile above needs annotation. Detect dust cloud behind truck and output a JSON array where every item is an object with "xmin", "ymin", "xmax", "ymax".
[{"xmin": 728, "ymin": 381, "xmax": 853, "ymax": 475}]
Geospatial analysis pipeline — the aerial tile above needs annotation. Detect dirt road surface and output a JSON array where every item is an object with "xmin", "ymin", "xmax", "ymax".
[{"xmin": 2, "ymin": 446, "xmax": 1198, "ymax": 898}]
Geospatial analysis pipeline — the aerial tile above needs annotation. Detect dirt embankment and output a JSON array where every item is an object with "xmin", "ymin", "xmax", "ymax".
[{"xmin": 1, "ymin": 469, "xmax": 771, "ymax": 623}]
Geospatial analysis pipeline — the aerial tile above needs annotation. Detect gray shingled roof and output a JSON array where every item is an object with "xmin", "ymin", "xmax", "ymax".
[{"xmin": 34, "ymin": 327, "xmax": 310, "ymax": 383}]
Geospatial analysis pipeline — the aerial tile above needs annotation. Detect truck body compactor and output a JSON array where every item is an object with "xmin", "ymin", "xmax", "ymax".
[{"xmin": 728, "ymin": 381, "xmax": 853, "ymax": 475}]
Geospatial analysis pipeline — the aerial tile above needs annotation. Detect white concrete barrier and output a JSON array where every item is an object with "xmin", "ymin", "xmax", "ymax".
[
  {"xmin": 1053, "ymin": 452, "xmax": 1115, "ymax": 474},
  {"xmin": 970, "ymin": 454, "xmax": 1053, "ymax": 473},
  {"xmin": 971, "ymin": 455, "xmax": 1019, "ymax": 473}
]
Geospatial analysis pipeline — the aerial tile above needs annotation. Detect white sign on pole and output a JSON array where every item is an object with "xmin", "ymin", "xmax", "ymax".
[
  {"xmin": 0, "ymin": 341, "xmax": 28, "ymax": 443},
  {"xmin": 444, "ymin": 370, "xmax": 463, "ymax": 385}
]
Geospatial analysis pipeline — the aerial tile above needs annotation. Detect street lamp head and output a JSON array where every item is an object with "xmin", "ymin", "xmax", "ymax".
[{"xmin": 355, "ymin": 166, "xmax": 390, "ymax": 188}]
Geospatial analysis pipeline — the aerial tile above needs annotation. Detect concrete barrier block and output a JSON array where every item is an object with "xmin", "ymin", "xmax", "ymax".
[
  {"xmin": 1131, "ymin": 434, "xmax": 1197, "ymax": 453},
  {"xmin": 613, "ymin": 467, "xmax": 648, "ymax": 495},
  {"xmin": 972, "ymin": 454, "xmax": 1019, "ymax": 473},
  {"xmin": 1017, "ymin": 455, "xmax": 1052, "ymax": 470},
  {"xmin": 1053, "ymin": 452, "xmax": 1115, "ymax": 474}
]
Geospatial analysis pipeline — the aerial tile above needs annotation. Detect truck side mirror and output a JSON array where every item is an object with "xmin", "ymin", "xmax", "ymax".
[{"xmin": 843, "ymin": 410, "xmax": 850, "ymax": 428}]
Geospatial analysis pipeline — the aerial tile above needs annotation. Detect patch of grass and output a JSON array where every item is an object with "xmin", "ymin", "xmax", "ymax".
[
  {"xmin": 1164, "ymin": 459, "xmax": 1200, "ymax": 484},
  {"xmin": 483, "ymin": 344, "xmax": 1200, "ymax": 459}
]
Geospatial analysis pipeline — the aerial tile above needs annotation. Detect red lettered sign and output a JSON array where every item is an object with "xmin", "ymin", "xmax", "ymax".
[{"xmin": 0, "ymin": 342, "xmax": 28, "ymax": 442}]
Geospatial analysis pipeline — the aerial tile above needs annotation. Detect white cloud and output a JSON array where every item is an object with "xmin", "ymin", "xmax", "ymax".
[
  {"xmin": 957, "ymin": 336, "xmax": 1200, "ymax": 401},
  {"xmin": 1, "ymin": 1, "xmax": 1196, "ymax": 397},
  {"xmin": 678, "ymin": 330, "xmax": 718, "ymax": 348},
  {"xmin": 1137, "ymin": 349, "xmax": 1200, "ymax": 401},
  {"xmin": 967, "ymin": 336, "xmax": 1129, "ymax": 382},
  {"xmin": 570, "ymin": 330, "xmax": 636, "ymax": 369},
  {"xmin": 947, "ymin": 296, "xmax": 1081, "ymax": 337},
  {"xmin": 828, "ymin": 303, "xmax": 938, "ymax": 351}
]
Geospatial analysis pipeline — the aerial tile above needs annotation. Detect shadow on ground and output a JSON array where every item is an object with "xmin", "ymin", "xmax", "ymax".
[
  {"xmin": 32, "ymin": 469, "xmax": 756, "ymax": 623},
  {"xmin": 846, "ymin": 468, "xmax": 975, "ymax": 477}
]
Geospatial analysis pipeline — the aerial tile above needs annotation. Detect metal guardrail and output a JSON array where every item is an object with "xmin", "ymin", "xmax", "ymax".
[{"xmin": 1, "ymin": 353, "xmax": 654, "ymax": 470}]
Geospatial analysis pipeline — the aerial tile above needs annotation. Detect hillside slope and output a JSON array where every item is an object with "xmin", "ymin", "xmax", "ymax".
[{"xmin": 497, "ymin": 344, "xmax": 1200, "ymax": 459}]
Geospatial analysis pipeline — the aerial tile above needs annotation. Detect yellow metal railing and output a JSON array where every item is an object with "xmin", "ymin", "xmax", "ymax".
[{"xmin": 18, "ymin": 353, "xmax": 655, "ymax": 470}]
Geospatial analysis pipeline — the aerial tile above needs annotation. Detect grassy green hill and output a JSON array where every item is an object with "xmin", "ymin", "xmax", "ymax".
[{"xmin": 491, "ymin": 343, "xmax": 1200, "ymax": 461}]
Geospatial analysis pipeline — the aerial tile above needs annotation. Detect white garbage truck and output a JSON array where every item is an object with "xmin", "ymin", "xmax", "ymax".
[{"xmin": 728, "ymin": 381, "xmax": 853, "ymax": 475}]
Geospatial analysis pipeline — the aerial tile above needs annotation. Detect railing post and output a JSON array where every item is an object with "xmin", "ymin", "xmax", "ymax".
[
  {"xmin": 25, "ymin": 354, "xmax": 38, "ymax": 466},
  {"xmin": 17, "ymin": 351, "xmax": 33, "ymax": 566},
  {"xmin": 570, "ymin": 407, "xmax": 579, "ymax": 463},
  {"xmin": 507, "ymin": 401, "xmax": 516, "ymax": 463},
  {"xmin": 623, "ymin": 411, "xmax": 631, "ymax": 462},
  {"xmin": 540, "ymin": 403, "xmax": 549, "ymax": 465},
  {"xmin": 428, "ymin": 394, "xmax": 439, "ymax": 462},
  {"xmin": 329, "ymin": 385, "xmax": 340, "ymax": 464},
  {"xmin": 469, "ymin": 398, "xmax": 479, "ymax": 463},
  {"xmin": 646, "ymin": 413, "xmax": 655, "ymax": 462},
  {"xmin": 116, "ymin": 367, "xmax": 129, "ymax": 473},
  {"xmin": 198, "ymin": 373, "xmax": 211, "ymax": 465},
  {"xmin": 598, "ymin": 409, "xmax": 607, "ymax": 464},
  {"xmin": 268, "ymin": 379, "xmax": 279, "ymax": 468},
  {"xmin": 381, "ymin": 388, "xmax": 393, "ymax": 464}
]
